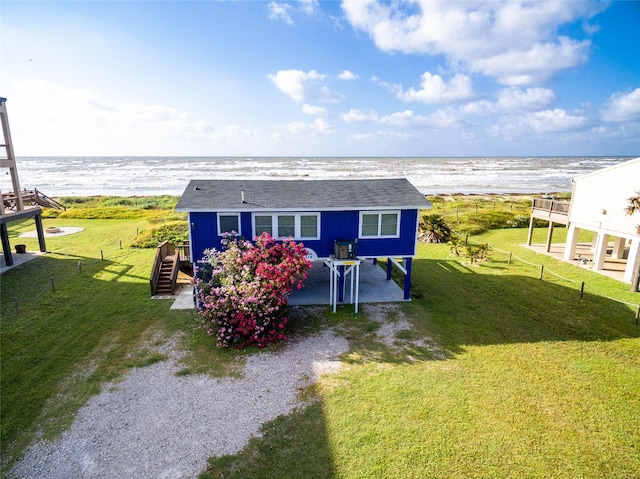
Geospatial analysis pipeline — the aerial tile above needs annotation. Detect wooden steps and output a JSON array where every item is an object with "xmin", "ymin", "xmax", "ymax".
[
  {"xmin": 2, "ymin": 189, "xmax": 66, "ymax": 212},
  {"xmin": 154, "ymin": 255, "xmax": 177, "ymax": 295},
  {"xmin": 150, "ymin": 241, "xmax": 190, "ymax": 296}
]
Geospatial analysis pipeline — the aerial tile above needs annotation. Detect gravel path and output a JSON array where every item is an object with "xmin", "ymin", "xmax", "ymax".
[{"xmin": 10, "ymin": 330, "xmax": 349, "ymax": 479}]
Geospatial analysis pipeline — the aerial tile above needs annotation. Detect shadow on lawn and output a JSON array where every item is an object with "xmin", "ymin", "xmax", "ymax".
[
  {"xmin": 203, "ymin": 256, "xmax": 640, "ymax": 479},
  {"xmin": 1, "ymin": 253, "xmax": 186, "ymax": 472},
  {"xmin": 406, "ymin": 258, "xmax": 639, "ymax": 355},
  {"xmin": 201, "ymin": 389, "xmax": 338, "ymax": 479}
]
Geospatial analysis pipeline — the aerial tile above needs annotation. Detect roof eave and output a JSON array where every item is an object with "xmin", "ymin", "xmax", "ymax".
[{"xmin": 177, "ymin": 203, "xmax": 431, "ymax": 213}]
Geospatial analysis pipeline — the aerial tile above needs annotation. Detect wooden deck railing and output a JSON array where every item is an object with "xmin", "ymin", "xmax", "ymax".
[
  {"xmin": 2, "ymin": 189, "xmax": 66, "ymax": 212},
  {"xmin": 176, "ymin": 241, "xmax": 190, "ymax": 264},
  {"xmin": 532, "ymin": 198, "xmax": 570, "ymax": 215}
]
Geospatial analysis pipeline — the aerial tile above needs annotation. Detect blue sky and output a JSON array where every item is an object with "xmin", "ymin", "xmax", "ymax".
[{"xmin": 1, "ymin": 0, "xmax": 639, "ymax": 157}]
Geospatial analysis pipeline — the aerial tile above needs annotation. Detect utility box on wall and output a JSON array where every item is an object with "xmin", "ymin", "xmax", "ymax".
[{"xmin": 334, "ymin": 239, "xmax": 357, "ymax": 259}]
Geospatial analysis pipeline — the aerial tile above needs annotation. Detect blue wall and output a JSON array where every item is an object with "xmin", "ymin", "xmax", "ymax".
[{"xmin": 188, "ymin": 209, "xmax": 419, "ymax": 262}]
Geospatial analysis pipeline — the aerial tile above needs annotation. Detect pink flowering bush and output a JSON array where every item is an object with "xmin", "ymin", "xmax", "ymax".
[{"xmin": 195, "ymin": 232, "xmax": 311, "ymax": 349}]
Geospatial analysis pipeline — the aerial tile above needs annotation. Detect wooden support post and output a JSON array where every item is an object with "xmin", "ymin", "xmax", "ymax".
[
  {"xmin": 545, "ymin": 222, "xmax": 554, "ymax": 252},
  {"xmin": 539, "ymin": 264, "xmax": 544, "ymax": 280},
  {"xmin": 526, "ymin": 216, "xmax": 535, "ymax": 246},
  {"xmin": 404, "ymin": 257, "xmax": 412, "ymax": 300},
  {"xmin": 34, "ymin": 214, "xmax": 47, "ymax": 252},
  {"xmin": 1, "ymin": 223, "xmax": 13, "ymax": 267},
  {"xmin": 386, "ymin": 258, "xmax": 393, "ymax": 280}
]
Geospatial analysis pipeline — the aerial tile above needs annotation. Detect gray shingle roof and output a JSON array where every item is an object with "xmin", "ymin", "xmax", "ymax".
[{"xmin": 176, "ymin": 178, "xmax": 431, "ymax": 212}]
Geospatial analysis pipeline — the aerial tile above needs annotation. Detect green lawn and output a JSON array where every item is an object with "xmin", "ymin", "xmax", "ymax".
[
  {"xmin": 203, "ymin": 228, "xmax": 640, "ymax": 478},
  {"xmin": 2, "ymin": 203, "xmax": 639, "ymax": 478}
]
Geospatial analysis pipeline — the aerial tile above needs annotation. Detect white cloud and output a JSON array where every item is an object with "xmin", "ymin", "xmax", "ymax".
[
  {"xmin": 298, "ymin": 0, "xmax": 319, "ymax": 16},
  {"xmin": 341, "ymin": 109, "xmax": 379, "ymax": 123},
  {"xmin": 286, "ymin": 118, "xmax": 335, "ymax": 134},
  {"xmin": 341, "ymin": 0, "xmax": 603, "ymax": 85},
  {"xmin": 318, "ymin": 86, "xmax": 345, "ymax": 103},
  {"xmin": 337, "ymin": 70, "xmax": 358, "ymax": 80},
  {"xmin": 602, "ymin": 88, "xmax": 640, "ymax": 122},
  {"xmin": 302, "ymin": 104, "xmax": 328, "ymax": 116},
  {"xmin": 497, "ymin": 87, "xmax": 556, "ymax": 112},
  {"xmin": 379, "ymin": 109, "xmax": 464, "ymax": 129},
  {"xmin": 524, "ymin": 109, "xmax": 589, "ymax": 133},
  {"xmin": 342, "ymin": 106, "xmax": 463, "ymax": 129},
  {"xmin": 398, "ymin": 72, "xmax": 474, "ymax": 104},
  {"xmin": 268, "ymin": 69, "xmax": 326, "ymax": 102},
  {"xmin": 488, "ymin": 108, "xmax": 589, "ymax": 138},
  {"xmin": 471, "ymin": 36, "xmax": 590, "ymax": 86},
  {"xmin": 348, "ymin": 130, "xmax": 411, "ymax": 143},
  {"xmin": 268, "ymin": 70, "xmax": 343, "ymax": 103},
  {"xmin": 462, "ymin": 87, "xmax": 556, "ymax": 115},
  {"xmin": 268, "ymin": 2, "xmax": 293, "ymax": 24},
  {"xmin": 268, "ymin": 0, "xmax": 318, "ymax": 23},
  {"xmin": 7, "ymin": 77, "xmax": 218, "ymax": 154}
]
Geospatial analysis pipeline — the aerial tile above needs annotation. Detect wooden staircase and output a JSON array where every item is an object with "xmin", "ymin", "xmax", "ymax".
[
  {"xmin": 155, "ymin": 255, "xmax": 177, "ymax": 295},
  {"xmin": 2, "ymin": 189, "xmax": 67, "ymax": 212},
  {"xmin": 150, "ymin": 240, "xmax": 191, "ymax": 296}
]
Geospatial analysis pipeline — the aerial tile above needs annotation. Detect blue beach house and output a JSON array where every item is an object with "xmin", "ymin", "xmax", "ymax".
[{"xmin": 175, "ymin": 178, "xmax": 431, "ymax": 300}]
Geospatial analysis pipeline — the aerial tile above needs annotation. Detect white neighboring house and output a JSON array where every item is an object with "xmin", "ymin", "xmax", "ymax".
[{"xmin": 563, "ymin": 157, "xmax": 640, "ymax": 283}]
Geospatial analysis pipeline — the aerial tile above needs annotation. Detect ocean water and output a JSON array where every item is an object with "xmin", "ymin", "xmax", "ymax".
[{"xmin": 1, "ymin": 156, "xmax": 633, "ymax": 197}]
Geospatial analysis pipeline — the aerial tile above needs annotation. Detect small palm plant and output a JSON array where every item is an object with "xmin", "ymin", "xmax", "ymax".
[
  {"xmin": 626, "ymin": 190, "xmax": 640, "ymax": 292},
  {"xmin": 626, "ymin": 190, "xmax": 640, "ymax": 233},
  {"xmin": 419, "ymin": 214, "xmax": 452, "ymax": 243},
  {"xmin": 464, "ymin": 243, "xmax": 490, "ymax": 264}
]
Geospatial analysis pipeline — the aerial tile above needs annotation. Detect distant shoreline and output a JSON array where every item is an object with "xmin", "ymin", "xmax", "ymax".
[
  {"xmin": 6, "ymin": 156, "xmax": 616, "ymax": 198},
  {"xmin": 50, "ymin": 191, "xmax": 569, "ymax": 200}
]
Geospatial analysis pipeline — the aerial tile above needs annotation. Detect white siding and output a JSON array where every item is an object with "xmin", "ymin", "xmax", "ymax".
[{"xmin": 569, "ymin": 157, "xmax": 640, "ymax": 236}]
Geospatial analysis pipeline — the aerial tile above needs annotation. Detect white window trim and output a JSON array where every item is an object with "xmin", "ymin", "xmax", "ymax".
[
  {"xmin": 359, "ymin": 210, "xmax": 400, "ymax": 239},
  {"xmin": 217, "ymin": 213, "xmax": 241, "ymax": 236},
  {"xmin": 252, "ymin": 212, "xmax": 321, "ymax": 240}
]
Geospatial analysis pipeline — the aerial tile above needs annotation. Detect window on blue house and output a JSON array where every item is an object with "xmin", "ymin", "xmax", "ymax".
[
  {"xmin": 359, "ymin": 211, "xmax": 400, "ymax": 238},
  {"xmin": 300, "ymin": 215, "xmax": 318, "ymax": 238},
  {"xmin": 218, "ymin": 213, "xmax": 241, "ymax": 236},
  {"xmin": 252, "ymin": 213, "xmax": 320, "ymax": 240},
  {"xmin": 278, "ymin": 215, "xmax": 295, "ymax": 237},
  {"xmin": 254, "ymin": 215, "xmax": 273, "ymax": 236}
]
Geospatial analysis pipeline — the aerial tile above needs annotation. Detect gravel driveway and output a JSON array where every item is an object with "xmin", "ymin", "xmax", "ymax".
[{"xmin": 10, "ymin": 330, "xmax": 349, "ymax": 479}]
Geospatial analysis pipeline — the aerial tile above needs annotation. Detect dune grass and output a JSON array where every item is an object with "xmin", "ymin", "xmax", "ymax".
[{"xmin": 2, "ymin": 198, "xmax": 639, "ymax": 478}]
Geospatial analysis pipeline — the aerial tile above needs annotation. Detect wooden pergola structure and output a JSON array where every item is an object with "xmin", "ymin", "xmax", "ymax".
[{"xmin": 0, "ymin": 97, "xmax": 47, "ymax": 267}]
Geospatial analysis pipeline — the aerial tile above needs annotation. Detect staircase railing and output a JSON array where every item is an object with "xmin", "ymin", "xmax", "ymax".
[
  {"xmin": 176, "ymin": 241, "xmax": 190, "ymax": 265},
  {"xmin": 2, "ymin": 189, "xmax": 67, "ymax": 211},
  {"xmin": 168, "ymin": 250, "xmax": 180, "ymax": 294},
  {"xmin": 34, "ymin": 189, "xmax": 66, "ymax": 210},
  {"xmin": 150, "ymin": 241, "xmax": 175, "ymax": 295}
]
